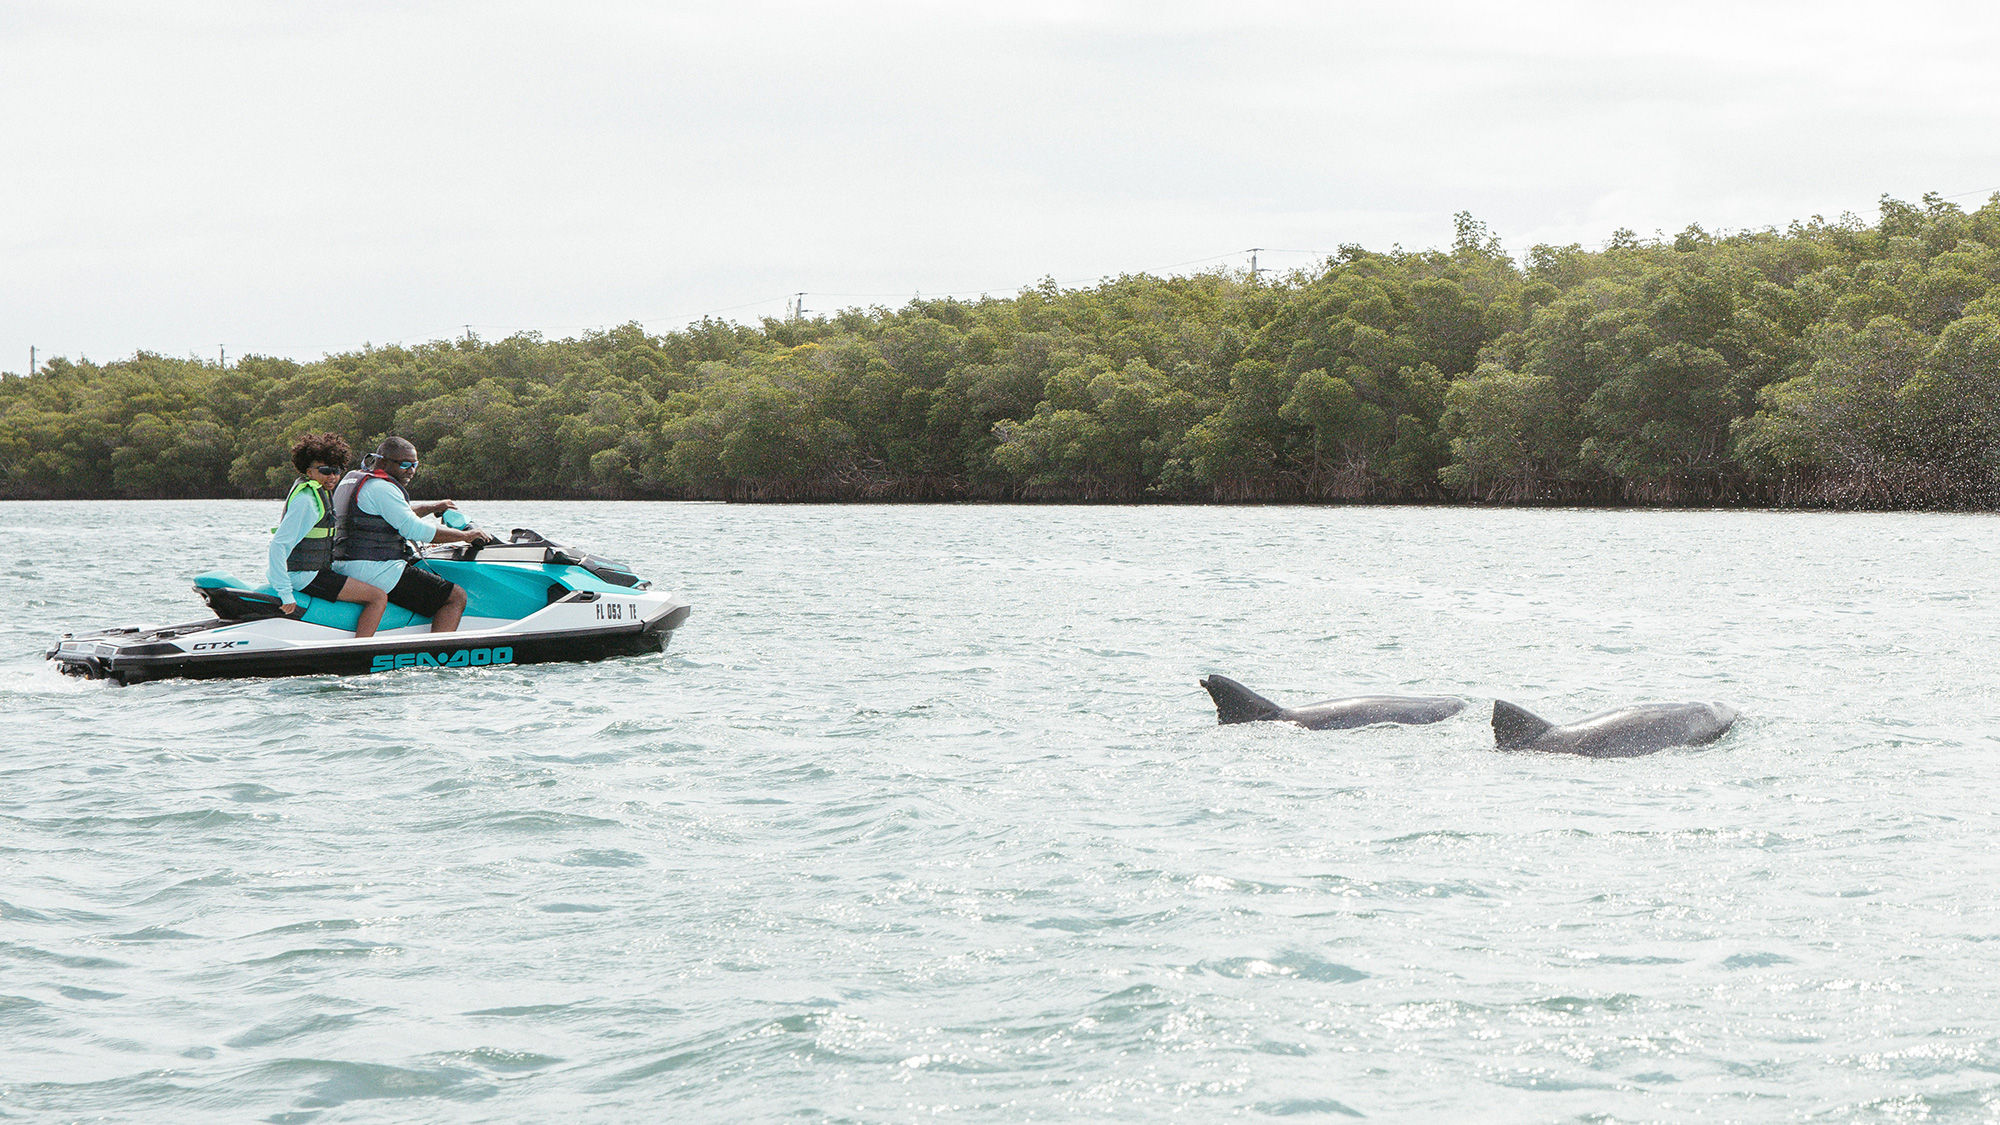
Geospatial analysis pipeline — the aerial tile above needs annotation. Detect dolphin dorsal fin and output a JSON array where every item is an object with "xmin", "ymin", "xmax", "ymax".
[
  {"xmin": 1492, "ymin": 700, "xmax": 1554, "ymax": 749},
  {"xmin": 1201, "ymin": 675, "xmax": 1285, "ymax": 724}
]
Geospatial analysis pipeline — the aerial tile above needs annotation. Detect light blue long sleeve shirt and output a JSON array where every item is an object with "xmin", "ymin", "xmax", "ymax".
[
  {"xmin": 266, "ymin": 484, "xmax": 326, "ymax": 606},
  {"xmin": 330, "ymin": 477, "xmax": 438, "ymax": 592}
]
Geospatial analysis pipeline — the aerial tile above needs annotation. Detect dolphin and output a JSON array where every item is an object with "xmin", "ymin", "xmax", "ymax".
[
  {"xmin": 1492, "ymin": 699, "xmax": 1738, "ymax": 758},
  {"xmin": 1200, "ymin": 674, "xmax": 1465, "ymax": 730}
]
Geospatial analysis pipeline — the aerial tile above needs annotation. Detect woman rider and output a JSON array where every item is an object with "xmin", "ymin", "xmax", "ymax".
[{"xmin": 268, "ymin": 433, "xmax": 391, "ymax": 638}]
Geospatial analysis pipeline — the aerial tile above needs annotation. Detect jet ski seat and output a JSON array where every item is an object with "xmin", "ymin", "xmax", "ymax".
[
  {"xmin": 193, "ymin": 572, "xmax": 434, "ymax": 632},
  {"xmin": 192, "ymin": 559, "xmax": 598, "ymax": 633}
]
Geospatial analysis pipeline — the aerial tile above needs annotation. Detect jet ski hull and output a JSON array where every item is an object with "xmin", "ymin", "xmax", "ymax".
[{"xmin": 49, "ymin": 601, "xmax": 689, "ymax": 685}]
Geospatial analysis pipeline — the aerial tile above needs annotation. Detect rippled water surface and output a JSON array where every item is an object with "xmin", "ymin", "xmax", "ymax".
[{"xmin": 6, "ymin": 501, "xmax": 2000, "ymax": 1122}]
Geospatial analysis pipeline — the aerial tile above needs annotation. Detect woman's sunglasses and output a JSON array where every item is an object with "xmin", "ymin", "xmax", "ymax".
[{"xmin": 311, "ymin": 464, "xmax": 343, "ymax": 476}]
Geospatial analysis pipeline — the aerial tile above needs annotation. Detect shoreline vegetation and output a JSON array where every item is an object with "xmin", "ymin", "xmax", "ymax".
[{"xmin": 7, "ymin": 195, "xmax": 2000, "ymax": 509}]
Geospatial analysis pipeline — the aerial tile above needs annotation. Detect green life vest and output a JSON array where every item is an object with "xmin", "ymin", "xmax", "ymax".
[{"xmin": 283, "ymin": 477, "xmax": 336, "ymax": 572}]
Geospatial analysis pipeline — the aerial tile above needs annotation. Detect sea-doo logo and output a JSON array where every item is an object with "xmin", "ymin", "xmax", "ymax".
[
  {"xmin": 369, "ymin": 646, "xmax": 513, "ymax": 673},
  {"xmin": 192, "ymin": 640, "xmax": 250, "ymax": 651}
]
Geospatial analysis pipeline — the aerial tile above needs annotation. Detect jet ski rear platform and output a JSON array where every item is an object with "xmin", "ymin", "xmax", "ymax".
[{"xmin": 48, "ymin": 527, "xmax": 691, "ymax": 685}]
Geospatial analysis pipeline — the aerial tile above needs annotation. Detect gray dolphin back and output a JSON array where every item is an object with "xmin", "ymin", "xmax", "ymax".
[
  {"xmin": 1288, "ymin": 695, "xmax": 1465, "ymax": 730},
  {"xmin": 1202, "ymin": 675, "xmax": 1465, "ymax": 730},
  {"xmin": 1493, "ymin": 699, "xmax": 1738, "ymax": 757}
]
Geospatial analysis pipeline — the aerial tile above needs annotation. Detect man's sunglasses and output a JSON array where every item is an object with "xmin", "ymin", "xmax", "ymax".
[
  {"xmin": 395, "ymin": 460, "xmax": 420, "ymax": 470},
  {"xmin": 311, "ymin": 464, "xmax": 342, "ymax": 476}
]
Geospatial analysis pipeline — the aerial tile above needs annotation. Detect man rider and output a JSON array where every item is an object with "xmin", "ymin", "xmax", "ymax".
[{"xmin": 330, "ymin": 436, "xmax": 495, "ymax": 633}]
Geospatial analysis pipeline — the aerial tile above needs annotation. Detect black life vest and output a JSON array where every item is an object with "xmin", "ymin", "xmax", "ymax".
[
  {"xmin": 282, "ymin": 477, "xmax": 336, "ymax": 571},
  {"xmin": 332, "ymin": 468, "xmax": 417, "ymax": 562}
]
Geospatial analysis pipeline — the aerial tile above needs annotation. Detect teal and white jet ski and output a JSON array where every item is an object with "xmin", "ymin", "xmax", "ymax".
[{"xmin": 48, "ymin": 521, "xmax": 691, "ymax": 684}]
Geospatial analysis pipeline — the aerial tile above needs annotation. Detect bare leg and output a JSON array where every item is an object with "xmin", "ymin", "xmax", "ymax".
[
  {"xmin": 337, "ymin": 576, "xmax": 390, "ymax": 639},
  {"xmin": 430, "ymin": 584, "xmax": 467, "ymax": 633}
]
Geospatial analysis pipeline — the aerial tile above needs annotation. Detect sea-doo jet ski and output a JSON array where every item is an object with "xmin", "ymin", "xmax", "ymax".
[{"xmin": 48, "ymin": 518, "xmax": 691, "ymax": 684}]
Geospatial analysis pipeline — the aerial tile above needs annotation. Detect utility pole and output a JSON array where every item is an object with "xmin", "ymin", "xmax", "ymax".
[
  {"xmin": 464, "ymin": 324, "xmax": 473, "ymax": 343},
  {"xmin": 219, "ymin": 346, "xmax": 226, "ymax": 369},
  {"xmin": 1248, "ymin": 248, "xmax": 1270, "ymax": 282},
  {"xmin": 792, "ymin": 293, "xmax": 807, "ymax": 321},
  {"xmin": 28, "ymin": 345, "xmax": 34, "ymax": 377}
]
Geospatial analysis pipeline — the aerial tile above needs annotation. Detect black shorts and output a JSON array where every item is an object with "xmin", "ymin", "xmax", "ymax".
[
  {"xmin": 387, "ymin": 565, "xmax": 458, "ymax": 618},
  {"xmin": 299, "ymin": 569, "xmax": 349, "ymax": 601}
]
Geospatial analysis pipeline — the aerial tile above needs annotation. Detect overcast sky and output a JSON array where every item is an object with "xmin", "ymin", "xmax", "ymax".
[{"xmin": 5, "ymin": 0, "xmax": 1998, "ymax": 372}]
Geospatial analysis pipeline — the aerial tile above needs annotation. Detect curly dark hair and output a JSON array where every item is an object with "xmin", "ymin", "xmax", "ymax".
[{"xmin": 290, "ymin": 432, "xmax": 352, "ymax": 475}]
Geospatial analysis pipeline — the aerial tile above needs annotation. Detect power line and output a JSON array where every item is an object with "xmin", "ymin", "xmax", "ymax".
[
  {"xmin": 58, "ymin": 187, "xmax": 2000, "ymax": 362},
  {"xmin": 278, "ymin": 247, "xmax": 1351, "ymax": 352}
]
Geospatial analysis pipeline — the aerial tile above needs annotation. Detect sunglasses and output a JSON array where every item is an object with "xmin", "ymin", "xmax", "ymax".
[
  {"xmin": 395, "ymin": 460, "xmax": 420, "ymax": 470},
  {"xmin": 311, "ymin": 464, "xmax": 342, "ymax": 476}
]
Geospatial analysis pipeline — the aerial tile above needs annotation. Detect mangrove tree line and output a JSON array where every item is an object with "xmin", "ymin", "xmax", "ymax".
[{"xmin": 6, "ymin": 194, "xmax": 2000, "ymax": 507}]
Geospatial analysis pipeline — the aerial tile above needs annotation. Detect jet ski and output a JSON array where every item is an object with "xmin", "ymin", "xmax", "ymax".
[{"xmin": 47, "ymin": 517, "xmax": 691, "ymax": 684}]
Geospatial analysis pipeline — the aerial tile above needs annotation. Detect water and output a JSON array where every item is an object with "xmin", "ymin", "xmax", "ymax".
[{"xmin": 5, "ymin": 501, "xmax": 2000, "ymax": 1121}]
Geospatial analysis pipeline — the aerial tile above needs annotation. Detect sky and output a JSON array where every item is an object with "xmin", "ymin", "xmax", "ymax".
[{"xmin": 4, "ymin": 0, "xmax": 1998, "ymax": 372}]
